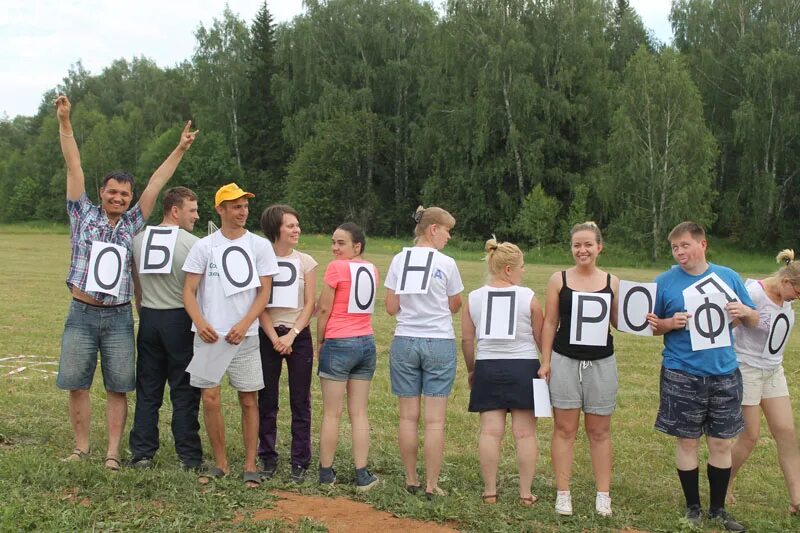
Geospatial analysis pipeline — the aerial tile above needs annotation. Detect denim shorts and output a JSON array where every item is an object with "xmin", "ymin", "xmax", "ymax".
[
  {"xmin": 318, "ymin": 335, "xmax": 376, "ymax": 381},
  {"xmin": 655, "ymin": 367, "xmax": 744, "ymax": 439},
  {"xmin": 389, "ymin": 336, "xmax": 457, "ymax": 397},
  {"xmin": 57, "ymin": 299, "xmax": 135, "ymax": 393}
]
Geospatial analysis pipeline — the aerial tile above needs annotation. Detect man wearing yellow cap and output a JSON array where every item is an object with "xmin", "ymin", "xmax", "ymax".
[{"xmin": 183, "ymin": 183, "xmax": 279, "ymax": 487}]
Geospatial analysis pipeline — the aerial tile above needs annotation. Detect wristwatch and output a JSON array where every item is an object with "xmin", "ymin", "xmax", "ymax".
[{"xmin": 292, "ymin": 327, "xmax": 301, "ymax": 335}]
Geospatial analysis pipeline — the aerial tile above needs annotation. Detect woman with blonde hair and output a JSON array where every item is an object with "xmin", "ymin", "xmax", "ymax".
[
  {"xmin": 462, "ymin": 237, "xmax": 544, "ymax": 505},
  {"xmin": 540, "ymin": 221, "xmax": 619, "ymax": 517},
  {"xmin": 385, "ymin": 206, "xmax": 464, "ymax": 497},
  {"xmin": 727, "ymin": 249, "xmax": 800, "ymax": 514}
]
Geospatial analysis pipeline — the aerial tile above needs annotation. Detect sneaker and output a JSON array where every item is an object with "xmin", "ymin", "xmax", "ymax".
[
  {"xmin": 708, "ymin": 508, "xmax": 746, "ymax": 532},
  {"xmin": 684, "ymin": 504, "xmax": 704, "ymax": 528},
  {"xmin": 319, "ymin": 465, "xmax": 336, "ymax": 486},
  {"xmin": 260, "ymin": 461, "xmax": 277, "ymax": 480},
  {"xmin": 355, "ymin": 467, "xmax": 378, "ymax": 492},
  {"xmin": 128, "ymin": 457, "xmax": 153, "ymax": 469},
  {"xmin": 555, "ymin": 491, "xmax": 573, "ymax": 516},
  {"xmin": 291, "ymin": 465, "xmax": 307, "ymax": 484},
  {"xmin": 596, "ymin": 492, "xmax": 612, "ymax": 517}
]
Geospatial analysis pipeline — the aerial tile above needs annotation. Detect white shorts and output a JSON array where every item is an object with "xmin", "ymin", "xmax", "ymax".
[
  {"xmin": 739, "ymin": 361, "xmax": 789, "ymax": 406},
  {"xmin": 190, "ymin": 334, "xmax": 264, "ymax": 392}
]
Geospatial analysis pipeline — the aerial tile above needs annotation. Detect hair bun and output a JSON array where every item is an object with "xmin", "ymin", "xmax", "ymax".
[
  {"xmin": 412, "ymin": 205, "xmax": 425, "ymax": 224},
  {"xmin": 484, "ymin": 235, "xmax": 499, "ymax": 253},
  {"xmin": 776, "ymin": 249, "xmax": 796, "ymax": 265}
]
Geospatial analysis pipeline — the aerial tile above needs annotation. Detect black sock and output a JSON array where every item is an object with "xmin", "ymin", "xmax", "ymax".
[
  {"xmin": 707, "ymin": 463, "xmax": 731, "ymax": 513},
  {"xmin": 678, "ymin": 468, "xmax": 701, "ymax": 507}
]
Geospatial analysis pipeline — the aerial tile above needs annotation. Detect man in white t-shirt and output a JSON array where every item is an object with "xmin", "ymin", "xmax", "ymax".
[{"xmin": 183, "ymin": 183, "xmax": 279, "ymax": 487}]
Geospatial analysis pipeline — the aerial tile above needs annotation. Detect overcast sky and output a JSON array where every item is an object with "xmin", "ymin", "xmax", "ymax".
[{"xmin": 0, "ymin": 0, "xmax": 673, "ymax": 119}]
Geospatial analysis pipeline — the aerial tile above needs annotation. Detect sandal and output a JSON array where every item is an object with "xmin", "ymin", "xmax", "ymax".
[
  {"xmin": 198, "ymin": 466, "xmax": 227, "ymax": 485},
  {"xmin": 426, "ymin": 486, "xmax": 447, "ymax": 500},
  {"xmin": 104, "ymin": 456, "xmax": 121, "ymax": 471},
  {"xmin": 406, "ymin": 484, "xmax": 422, "ymax": 494},
  {"xmin": 520, "ymin": 495, "xmax": 539, "ymax": 507},
  {"xmin": 62, "ymin": 448, "xmax": 90, "ymax": 462},
  {"xmin": 243, "ymin": 470, "xmax": 262, "ymax": 488},
  {"xmin": 482, "ymin": 493, "xmax": 498, "ymax": 504}
]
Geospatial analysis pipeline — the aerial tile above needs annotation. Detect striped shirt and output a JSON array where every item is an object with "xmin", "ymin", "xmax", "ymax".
[{"xmin": 66, "ymin": 192, "xmax": 145, "ymax": 304}]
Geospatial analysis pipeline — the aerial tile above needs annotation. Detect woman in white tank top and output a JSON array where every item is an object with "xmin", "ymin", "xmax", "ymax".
[
  {"xmin": 727, "ymin": 249, "xmax": 800, "ymax": 514},
  {"xmin": 462, "ymin": 237, "xmax": 544, "ymax": 506}
]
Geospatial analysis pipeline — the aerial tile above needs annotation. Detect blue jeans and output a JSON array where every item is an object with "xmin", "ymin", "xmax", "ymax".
[
  {"xmin": 318, "ymin": 335, "xmax": 376, "ymax": 381},
  {"xmin": 57, "ymin": 299, "xmax": 135, "ymax": 392},
  {"xmin": 389, "ymin": 336, "xmax": 457, "ymax": 397}
]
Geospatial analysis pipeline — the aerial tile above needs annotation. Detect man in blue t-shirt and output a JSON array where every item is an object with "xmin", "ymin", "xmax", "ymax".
[{"xmin": 646, "ymin": 222, "xmax": 758, "ymax": 532}]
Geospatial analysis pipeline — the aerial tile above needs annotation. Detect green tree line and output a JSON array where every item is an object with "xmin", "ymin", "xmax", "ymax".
[{"xmin": 1, "ymin": 0, "xmax": 797, "ymax": 259}]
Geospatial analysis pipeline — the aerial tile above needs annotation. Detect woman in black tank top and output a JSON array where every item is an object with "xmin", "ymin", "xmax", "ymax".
[{"xmin": 540, "ymin": 222, "xmax": 620, "ymax": 517}]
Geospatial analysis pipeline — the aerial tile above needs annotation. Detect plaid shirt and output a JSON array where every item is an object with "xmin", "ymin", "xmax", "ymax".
[{"xmin": 66, "ymin": 193, "xmax": 145, "ymax": 304}]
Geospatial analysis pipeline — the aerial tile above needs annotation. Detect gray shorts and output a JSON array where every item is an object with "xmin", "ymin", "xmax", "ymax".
[
  {"xmin": 190, "ymin": 334, "xmax": 264, "ymax": 392},
  {"xmin": 549, "ymin": 350, "xmax": 618, "ymax": 415}
]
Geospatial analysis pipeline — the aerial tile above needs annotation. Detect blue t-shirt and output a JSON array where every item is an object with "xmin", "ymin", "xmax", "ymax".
[{"xmin": 654, "ymin": 263, "xmax": 755, "ymax": 377}]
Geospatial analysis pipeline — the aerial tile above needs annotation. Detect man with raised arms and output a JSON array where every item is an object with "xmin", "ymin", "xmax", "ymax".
[
  {"xmin": 128, "ymin": 186, "xmax": 202, "ymax": 470},
  {"xmin": 182, "ymin": 183, "xmax": 279, "ymax": 487},
  {"xmin": 647, "ymin": 222, "xmax": 758, "ymax": 532},
  {"xmin": 55, "ymin": 95, "xmax": 197, "ymax": 470}
]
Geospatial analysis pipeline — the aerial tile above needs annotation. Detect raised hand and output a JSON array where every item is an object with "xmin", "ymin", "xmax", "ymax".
[
  {"xmin": 55, "ymin": 95, "xmax": 71, "ymax": 123},
  {"xmin": 178, "ymin": 120, "xmax": 199, "ymax": 152}
]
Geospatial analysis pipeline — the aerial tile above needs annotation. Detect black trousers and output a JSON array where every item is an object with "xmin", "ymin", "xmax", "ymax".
[{"xmin": 129, "ymin": 307, "xmax": 202, "ymax": 466}]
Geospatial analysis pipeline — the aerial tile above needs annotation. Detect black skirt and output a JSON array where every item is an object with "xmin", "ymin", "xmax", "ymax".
[{"xmin": 468, "ymin": 358, "xmax": 541, "ymax": 412}]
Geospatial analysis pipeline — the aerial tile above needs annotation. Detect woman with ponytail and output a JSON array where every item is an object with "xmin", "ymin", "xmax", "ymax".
[
  {"xmin": 384, "ymin": 206, "xmax": 464, "ymax": 497},
  {"xmin": 727, "ymin": 250, "xmax": 800, "ymax": 514},
  {"xmin": 462, "ymin": 237, "xmax": 544, "ymax": 505}
]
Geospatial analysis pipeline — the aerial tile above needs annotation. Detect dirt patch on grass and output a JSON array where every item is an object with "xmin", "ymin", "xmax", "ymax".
[{"xmin": 249, "ymin": 490, "xmax": 458, "ymax": 532}]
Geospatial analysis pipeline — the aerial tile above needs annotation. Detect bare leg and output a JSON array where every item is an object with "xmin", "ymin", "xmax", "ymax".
[
  {"xmin": 201, "ymin": 387, "xmax": 228, "ymax": 476},
  {"xmin": 707, "ymin": 436, "xmax": 734, "ymax": 468},
  {"xmin": 347, "ymin": 379, "xmax": 372, "ymax": 469},
  {"xmin": 585, "ymin": 413, "xmax": 612, "ymax": 493},
  {"xmin": 510, "ymin": 410, "xmax": 537, "ymax": 500},
  {"xmin": 239, "ymin": 391, "xmax": 260, "ymax": 484},
  {"xmin": 105, "ymin": 391, "xmax": 127, "ymax": 464},
  {"xmin": 478, "ymin": 410, "xmax": 506, "ymax": 498},
  {"xmin": 761, "ymin": 396, "xmax": 800, "ymax": 508},
  {"xmin": 319, "ymin": 378, "xmax": 347, "ymax": 467},
  {"xmin": 423, "ymin": 396, "xmax": 448, "ymax": 493},
  {"xmin": 676, "ymin": 437, "xmax": 700, "ymax": 470},
  {"xmin": 728, "ymin": 405, "xmax": 761, "ymax": 501},
  {"xmin": 398, "ymin": 396, "xmax": 421, "ymax": 487},
  {"xmin": 68, "ymin": 389, "xmax": 91, "ymax": 456},
  {"xmin": 552, "ymin": 408, "xmax": 580, "ymax": 491}
]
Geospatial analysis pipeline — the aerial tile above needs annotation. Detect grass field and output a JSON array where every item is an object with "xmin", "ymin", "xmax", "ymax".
[{"xmin": 0, "ymin": 229, "xmax": 797, "ymax": 532}]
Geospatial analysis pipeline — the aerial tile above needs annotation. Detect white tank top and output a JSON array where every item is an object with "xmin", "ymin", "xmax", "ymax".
[
  {"xmin": 468, "ymin": 285, "xmax": 538, "ymax": 360},
  {"xmin": 734, "ymin": 279, "xmax": 794, "ymax": 370}
]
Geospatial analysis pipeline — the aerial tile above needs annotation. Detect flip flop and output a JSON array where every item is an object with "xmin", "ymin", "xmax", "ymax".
[
  {"xmin": 243, "ymin": 471, "xmax": 262, "ymax": 488},
  {"xmin": 62, "ymin": 448, "xmax": 90, "ymax": 462},
  {"xmin": 198, "ymin": 466, "xmax": 227, "ymax": 485},
  {"xmin": 520, "ymin": 495, "xmax": 539, "ymax": 507},
  {"xmin": 406, "ymin": 484, "xmax": 422, "ymax": 494},
  {"xmin": 482, "ymin": 493, "xmax": 498, "ymax": 504},
  {"xmin": 104, "ymin": 456, "xmax": 121, "ymax": 471}
]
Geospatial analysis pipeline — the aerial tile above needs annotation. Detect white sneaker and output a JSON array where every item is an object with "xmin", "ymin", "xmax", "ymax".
[
  {"xmin": 596, "ymin": 492, "xmax": 612, "ymax": 517},
  {"xmin": 555, "ymin": 491, "xmax": 573, "ymax": 515}
]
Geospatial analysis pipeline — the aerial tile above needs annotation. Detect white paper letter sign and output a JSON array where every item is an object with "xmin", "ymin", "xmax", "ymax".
[
  {"xmin": 348, "ymin": 262, "xmax": 376, "ymax": 314},
  {"xmin": 686, "ymin": 292, "xmax": 731, "ymax": 350},
  {"xmin": 85, "ymin": 241, "xmax": 127, "ymax": 297},
  {"xmin": 532, "ymin": 378, "xmax": 552, "ymax": 418},
  {"xmin": 138, "ymin": 226, "xmax": 178, "ymax": 274},
  {"xmin": 764, "ymin": 310, "xmax": 794, "ymax": 357},
  {"xmin": 683, "ymin": 273, "xmax": 738, "ymax": 303},
  {"xmin": 570, "ymin": 292, "xmax": 611, "ymax": 346},
  {"xmin": 478, "ymin": 290, "xmax": 517, "ymax": 339},
  {"xmin": 212, "ymin": 243, "xmax": 261, "ymax": 297},
  {"xmin": 618, "ymin": 281, "xmax": 656, "ymax": 336},
  {"xmin": 268, "ymin": 258, "xmax": 300, "ymax": 308},
  {"xmin": 395, "ymin": 248, "xmax": 434, "ymax": 294}
]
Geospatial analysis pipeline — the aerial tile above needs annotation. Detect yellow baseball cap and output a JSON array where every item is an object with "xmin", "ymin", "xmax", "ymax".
[{"xmin": 214, "ymin": 183, "xmax": 255, "ymax": 207}]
